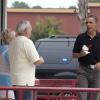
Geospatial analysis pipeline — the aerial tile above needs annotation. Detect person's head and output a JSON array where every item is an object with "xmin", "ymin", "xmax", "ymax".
[
  {"xmin": 0, "ymin": 29, "xmax": 16, "ymax": 45},
  {"xmin": 86, "ymin": 15, "xmax": 98, "ymax": 34},
  {"xmin": 16, "ymin": 20, "xmax": 32, "ymax": 38}
]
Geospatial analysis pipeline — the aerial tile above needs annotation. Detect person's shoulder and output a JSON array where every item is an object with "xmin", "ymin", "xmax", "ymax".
[
  {"xmin": 24, "ymin": 37, "xmax": 33, "ymax": 44},
  {"xmin": 97, "ymin": 31, "xmax": 100, "ymax": 35},
  {"xmin": 20, "ymin": 36, "xmax": 34, "ymax": 45},
  {"xmin": 16, "ymin": 36, "xmax": 32, "ymax": 42},
  {"xmin": 96, "ymin": 31, "xmax": 100, "ymax": 38},
  {"xmin": 76, "ymin": 32, "xmax": 86, "ymax": 39}
]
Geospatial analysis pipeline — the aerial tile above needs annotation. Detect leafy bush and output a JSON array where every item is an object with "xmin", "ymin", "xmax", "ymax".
[{"xmin": 31, "ymin": 17, "xmax": 64, "ymax": 42}]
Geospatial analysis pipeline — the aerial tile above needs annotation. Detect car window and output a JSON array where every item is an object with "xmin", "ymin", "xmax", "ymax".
[{"xmin": 37, "ymin": 41, "xmax": 74, "ymax": 64}]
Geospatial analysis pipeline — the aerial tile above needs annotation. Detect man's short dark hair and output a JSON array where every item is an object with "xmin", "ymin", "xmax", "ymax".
[{"xmin": 87, "ymin": 15, "xmax": 98, "ymax": 23}]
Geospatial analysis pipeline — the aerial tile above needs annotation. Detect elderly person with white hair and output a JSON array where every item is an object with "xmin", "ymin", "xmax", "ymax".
[
  {"xmin": 0, "ymin": 29, "xmax": 16, "ymax": 100},
  {"xmin": 8, "ymin": 20, "xmax": 44, "ymax": 100}
]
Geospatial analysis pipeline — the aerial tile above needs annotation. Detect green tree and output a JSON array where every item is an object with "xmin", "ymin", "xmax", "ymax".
[
  {"xmin": 32, "ymin": 5, "xmax": 42, "ymax": 8},
  {"xmin": 12, "ymin": 1, "xmax": 30, "ymax": 8},
  {"xmin": 44, "ymin": 17, "xmax": 63, "ymax": 36},
  {"xmin": 89, "ymin": 0, "xmax": 100, "ymax": 2},
  {"xmin": 69, "ymin": 6, "xmax": 77, "ymax": 9},
  {"xmin": 31, "ymin": 17, "xmax": 64, "ymax": 42},
  {"xmin": 31, "ymin": 20, "xmax": 46, "ymax": 42}
]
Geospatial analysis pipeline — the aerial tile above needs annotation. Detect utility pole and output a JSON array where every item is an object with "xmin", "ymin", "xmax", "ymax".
[{"xmin": 0, "ymin": 0, "xmax": 7, "ymax": 34}]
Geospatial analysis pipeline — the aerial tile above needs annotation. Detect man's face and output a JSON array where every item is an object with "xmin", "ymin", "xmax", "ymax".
[
  {"xmin": 26, "ymin": 25, "xmax": 32, "ymax": 38},
  {"xmin": 86, "ymin": 17, "xmax": 97, "ymax": 33}
]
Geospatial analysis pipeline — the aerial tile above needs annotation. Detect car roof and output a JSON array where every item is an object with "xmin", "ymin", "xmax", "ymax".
[{"xmin": 36, "ymin": 36, "xmax": 76, "ymax": 42}]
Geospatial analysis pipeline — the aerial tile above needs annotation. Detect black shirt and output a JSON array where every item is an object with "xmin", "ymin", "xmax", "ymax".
[{"xmin": 73, "ymin": 31, "xmax": 100, "ymax": 66}]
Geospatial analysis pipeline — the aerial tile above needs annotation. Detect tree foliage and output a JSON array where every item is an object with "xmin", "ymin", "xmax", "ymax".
[
  {"xmin": 31, "ymin": 17, "xmax": 64, "ymax": 42},
  {"xmin": 32, "ymin": 6, "xmax": 42, "ymax": 8},
  {"xmin": 12, "ymin": 1, "xmax": 30, "ymax": 8},
  {"xmin": 89, "ymin": 0, "xmax": 100, "ymax": 2}
]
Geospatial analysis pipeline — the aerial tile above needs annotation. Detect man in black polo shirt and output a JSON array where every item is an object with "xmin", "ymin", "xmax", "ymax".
[{"xmin": 73, "ymin": 15, "xmax": 100, "ymax": 100}]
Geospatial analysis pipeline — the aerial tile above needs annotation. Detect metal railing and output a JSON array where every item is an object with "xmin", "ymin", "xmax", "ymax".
[{"xmin": 0, "ymin": 79, "xmax": 100, "ymax": 100}]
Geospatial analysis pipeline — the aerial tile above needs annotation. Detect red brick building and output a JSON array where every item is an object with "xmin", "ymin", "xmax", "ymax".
[{"xmin": 7, "ymin": 3, "xmax": 100, "ymax": 36}]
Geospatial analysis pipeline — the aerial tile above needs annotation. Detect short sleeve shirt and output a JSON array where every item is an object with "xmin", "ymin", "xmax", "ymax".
[
  {"xmin": 9, "ymin": 36, "xmax": 40, "ymax": 86},
  {"xmin": 73, "ymin": 31, "xmax": 100, "ymax": 65}
]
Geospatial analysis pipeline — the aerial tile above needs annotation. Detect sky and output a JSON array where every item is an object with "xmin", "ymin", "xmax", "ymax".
[{"xmin": 7, "ymin": 0, "xmax": 78, "ymax": 8}]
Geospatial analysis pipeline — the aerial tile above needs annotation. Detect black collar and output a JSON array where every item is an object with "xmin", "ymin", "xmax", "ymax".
[{"xmin": 85, "ymin": 31, "xmax": 100, "ymax": 39}]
